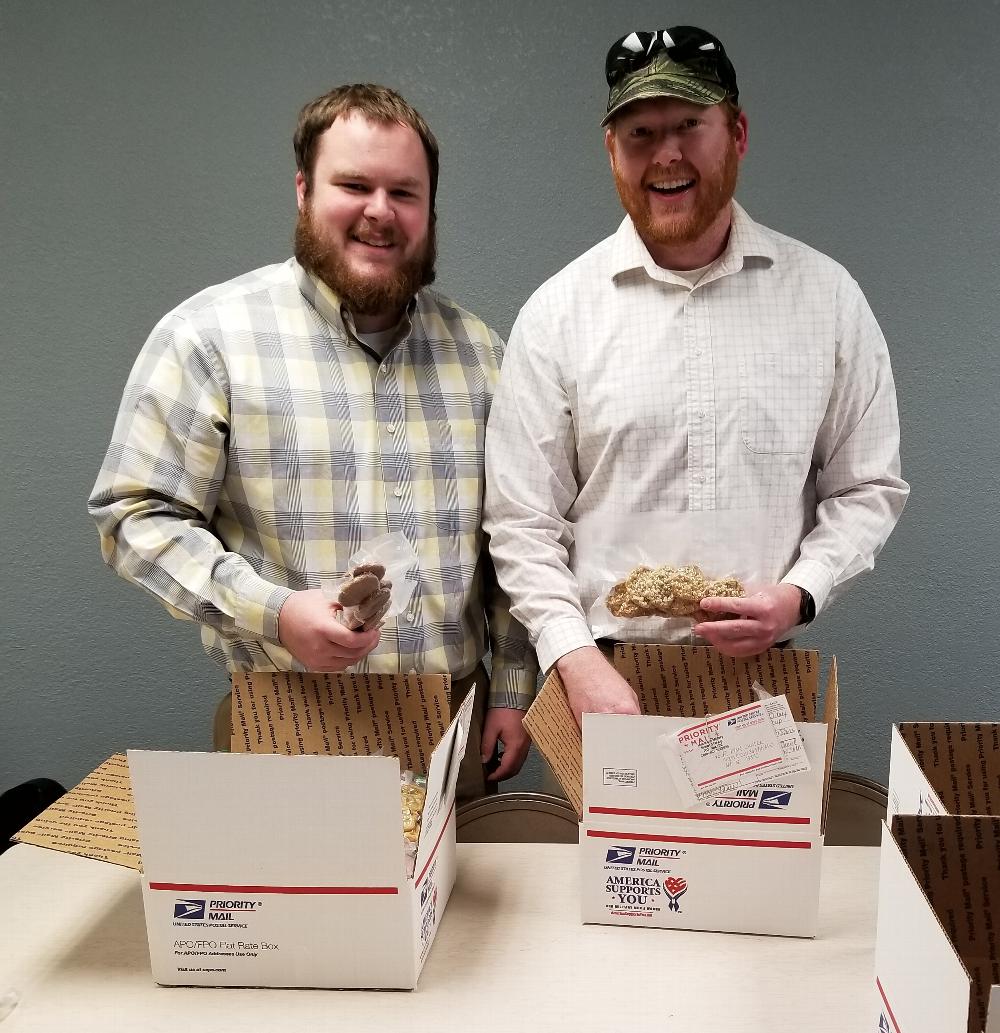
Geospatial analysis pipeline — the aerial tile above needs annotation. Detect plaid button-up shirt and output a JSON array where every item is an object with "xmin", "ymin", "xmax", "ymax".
[{"xmin": 90, "ymin": 259, "xmax": 538, "ymax": 709}]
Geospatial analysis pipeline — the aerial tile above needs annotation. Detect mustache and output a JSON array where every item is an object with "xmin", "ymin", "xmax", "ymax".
[
  {"xmin": 641, "ymin": 164, "xmax": 698, "ymax": 188},
  {"xmin": 351, "ymin": 219, "xmax": 400, "ymax": 245}
]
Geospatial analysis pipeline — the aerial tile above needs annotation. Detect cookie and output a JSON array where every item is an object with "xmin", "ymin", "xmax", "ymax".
[
  {"xmin": 337, "ymin": 571, "xmax": 380, "ymax": 606},
  {"xmin": 351, "ymin": 562, "xmax": 386, "ymax": 580},
  {"xmin": 360, "ymin": 595, "xmax": 393, "ymax": 631},
  {"xmin": 356, "ymin": 587, "xmax": 391, "ymax": 621}
]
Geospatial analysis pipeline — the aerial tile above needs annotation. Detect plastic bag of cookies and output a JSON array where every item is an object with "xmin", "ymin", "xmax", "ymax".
[{"xmin": 322, "ymin": 532, "xmax": 418, "ymax": 632}]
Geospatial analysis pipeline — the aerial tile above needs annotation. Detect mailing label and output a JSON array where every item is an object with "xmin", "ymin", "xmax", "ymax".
[
  {"xmin": 603, "ymin": 767, "xmax": 638, "ymax": 788},
  {"xmin": 659, "ymin": 694, "xmax": 810, "ymax": 806}
]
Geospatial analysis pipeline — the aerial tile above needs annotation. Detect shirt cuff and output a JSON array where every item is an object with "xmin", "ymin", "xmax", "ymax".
[
  {"xmin": 488, "ymin": 664, "xmax": 539, "ymax": 711},
  {"xmin": 535, "ymin": 616, "xmax": 597, "ymax": 674},
  {"xmin": 235, "ymin": 577, "xmax": 296, "ymax": 642},
  {"xmin": 781, "ymin": 560, "xmax": 835, "ymax": 619}
]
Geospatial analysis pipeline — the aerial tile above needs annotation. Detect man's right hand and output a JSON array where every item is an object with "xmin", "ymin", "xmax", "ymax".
[
  {"xmin": 555, "ymin": 645, "xmax": 641, "ymax": 727},
  {"xmin": 278, "ymin": 589, "xmax": 381, "ymax": 671}
]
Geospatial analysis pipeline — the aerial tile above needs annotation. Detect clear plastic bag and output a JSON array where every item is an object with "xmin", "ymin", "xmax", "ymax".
[
  {"xmin": 578, "ymin": 511, "xmax": 766, "ymax": 642},
  {"xmin": 322, "ymin": 532, "xmax": 418, "ymax": 630}
]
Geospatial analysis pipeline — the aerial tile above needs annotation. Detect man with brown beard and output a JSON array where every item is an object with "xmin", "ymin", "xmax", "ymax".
[
  {"xmin": 484, "ymin": 27, "xmax": 908, "ymax": 724},
  {"xmin": 90, "ymin": 85, "xmax": 537, "ymax": 797}
]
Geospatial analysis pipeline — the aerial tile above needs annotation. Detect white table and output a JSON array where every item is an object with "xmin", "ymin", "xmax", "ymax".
[{"xmin": 1, "ymin": 842, "xmax": 877, "ymax": 1032}]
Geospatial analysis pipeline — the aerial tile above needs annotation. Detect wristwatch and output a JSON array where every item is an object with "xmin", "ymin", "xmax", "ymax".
[{"xmin": 797, "ymin": 587, "xmax": 816, "ymax": 626}]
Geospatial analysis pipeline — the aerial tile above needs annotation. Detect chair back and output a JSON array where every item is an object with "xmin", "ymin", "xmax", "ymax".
[
  {"xmin": 457, "ymin": 791, "xmax": 580, "ymax": 843},
  {"xmin": 213, "ymin": 692, "xmax": 233, "ymax": 752},
  {"xmin": 1, "ymin": 778, "xmax": 66, "ymax": 854},
  {"xmin": 825, "ymin": 770, "xmax": 888, "ymax": 846}
]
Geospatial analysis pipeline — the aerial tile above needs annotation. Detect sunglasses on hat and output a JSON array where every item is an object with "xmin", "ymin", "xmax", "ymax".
[{"xmin": 605, "ymin": 26, "xmax": 739, "ymax": 104}]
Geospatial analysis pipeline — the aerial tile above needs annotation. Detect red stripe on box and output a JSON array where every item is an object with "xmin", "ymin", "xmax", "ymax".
[
  {"xmin": 588, "ymin": 806, "xmax": 810, "ymax": 825},
  {"xmin": 587, "ymin": 829, "xmax": 812, "ymax": 850},
  {"xmin": 149, "ymin": 882, "xmax": 398, "ymax": 895},
  {"xmin": 416, "ymin": 800, "xmax": 456, "ymax": 887},
  {"xmin": 696, "ymin": 756, "xmax": 782, "ymax": 787},
  {"xmin": 875, "ymin": 977, "xmax": 903, "ymax": 1032}
]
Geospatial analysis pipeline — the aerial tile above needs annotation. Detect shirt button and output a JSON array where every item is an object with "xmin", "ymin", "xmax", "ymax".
[
  {"xmin": 697, "ymin": 409, "xmax": 706, "ymax": 419},
  {"xmin": 380, "ymin": 364, "xmax": 389, "ymax": 374},
  {"xmin": 393, "ymin": 487, "xmax": 403, "ymax": 498},
  {"xmin": 694, "ymin": 349, "xmax": 703, "ymax": 357},
  {"xmin": 405, "ymin": 613, "xmax": 414, "ymax": 623},
  {"xmin": 386, "ymin": 423, "xmax": 396, "ymax": 434}
]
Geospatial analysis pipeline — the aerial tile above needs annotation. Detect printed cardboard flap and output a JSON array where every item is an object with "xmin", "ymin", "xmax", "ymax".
[
  {"xmin": 524, "ymin": 644, "xmax": 838, "ymax": 820},
  {"xmin": 896, "ymin": 723, "xmax": 1000, "ymax": 818},
  {"xmin": 893, "ymin": 813, "xmax": 1000, "ymax": 1033},
  {"xmin": 13, "ymin": 753, "xmax": 141, "ymax": 870},
  {"xmin": 230, "ymin": 670, "xmax": 451, "ymax": 775},
  {"xmin": 15, "ymin": 671, "xmax": 453, "ymax": 871},
  {"xmin": 611, "ymin": 643, "xmax": 821, "ymax": 721}
]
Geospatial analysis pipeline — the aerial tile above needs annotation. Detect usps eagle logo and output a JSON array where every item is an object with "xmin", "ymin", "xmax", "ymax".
[
  {"xmin": 174, "ymin": 899, "xmax": 205, "ymax": 920},
  {"xmin": 663, "ymin": 876, "xmax": 688, "ymax": 913}
]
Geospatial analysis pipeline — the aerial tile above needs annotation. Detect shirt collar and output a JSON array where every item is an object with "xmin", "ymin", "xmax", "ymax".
[
  {"xmin": 291, "ymin": 257, "xmax": 416, "ymax": 346},
  {"xmin": 610, "ymin": 201, "xmax": 776, "ymax": 284}
]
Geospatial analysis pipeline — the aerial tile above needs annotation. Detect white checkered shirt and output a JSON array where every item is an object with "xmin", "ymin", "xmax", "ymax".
[
  {"xmin": 484, "ymin": 204, "xmax": 908, "ymax": 672},
  {"xmin": 90, "ymin": 259, "xmax": 537, "ymax": 709}
]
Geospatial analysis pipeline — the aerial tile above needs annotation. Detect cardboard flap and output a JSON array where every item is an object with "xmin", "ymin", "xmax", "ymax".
[
  {"xmin": 876, "ymin": 821, "xmax": 974, "ymax": 1033},
  {"xmin": 610, "ymin": 644, "xmax": 819, "ymax": 720},
  {"xmin": 987, "ymin": 986, "xmax": 1000, "ymax": 1033},
  {"xmin": 889, "ymin": 724, "xmax": 947, "ymax": 818},
  {"xmin": 820, "ymin": 657, "xmax": 839, "ymax": 835},
  {"xmin": 897, "ymin": 723, "xmax": 1000, "ymax": 817},
  {"xmin": 12, "ymin": 753, "xmax": 141, "ymax": 870},
  {"xmin": 522, "ymin": 670, "xmax": 583, "ymax": 817},
  {"xmin": 893, "ymin": 813, "xmax": 1000, "ymax": 1033},
  {"xmin": 128, "ymin": 750, "xmax": 407, "ymax": 886},
  {"xmin": 412, "ymin": 688, "xmax": 475, "ymax": 880},
  {"xmin": 231, "ymin": 671, "xmax": 450, "ymax": 774}
]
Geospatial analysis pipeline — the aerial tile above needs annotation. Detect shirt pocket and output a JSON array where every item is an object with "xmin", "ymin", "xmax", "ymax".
[{"xmin": 736, "ymin": 351, "xmax": 828, "ymax": 456}]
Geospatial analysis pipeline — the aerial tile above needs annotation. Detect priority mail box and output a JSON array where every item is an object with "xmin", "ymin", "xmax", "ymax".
[
  {"xmin": 874, "ymin": 723, "xmax": 1000, "ymax": 1033},
  {"xmin": 15, "ymin": 671, "xmax": 472, "ymax": 990},
  {"xmin": 524, "ymin": 644, "xmax": 837, "ymax": 938}
]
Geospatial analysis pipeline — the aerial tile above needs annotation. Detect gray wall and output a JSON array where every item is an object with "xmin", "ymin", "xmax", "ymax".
[{"xmin": 2, "ymin": 1, "xmax": 998, "ymax": 796}]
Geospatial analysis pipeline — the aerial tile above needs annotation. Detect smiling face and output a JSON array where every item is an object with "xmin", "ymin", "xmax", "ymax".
[
  {"xmin": 605, "ymin": 97, "xmax": 748, "ymax": 269},
  {"xmin": 294, "ymin": 112, "xmax": 435, "ymax": 331}
]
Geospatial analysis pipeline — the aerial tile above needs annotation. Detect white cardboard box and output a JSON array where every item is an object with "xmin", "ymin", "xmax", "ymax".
[
  {"xmin": 874, "ymin": 723, "xmax": 1000, "ymax": 1033},
  {"xmin": 16, "ymin": 672, "xmax": 472, "ymax": 990},
  {"xmin": 525, "ymin": 644, "xmax": 838, "ymax": 938}
]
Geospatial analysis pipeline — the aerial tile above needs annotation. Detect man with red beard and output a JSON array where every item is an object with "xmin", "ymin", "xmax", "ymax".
[
  {"xmin": 484, "ymin": 27, "xmax": 908, "ymax": 724},
  {"xmin": 90, "ymin": 84, "xmax": 537, "ymax": 797}
]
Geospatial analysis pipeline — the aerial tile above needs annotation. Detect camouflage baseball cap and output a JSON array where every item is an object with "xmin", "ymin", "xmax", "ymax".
[{"xmin": 602, "ymin": 26, "xmax": 739, "ymax": 126}]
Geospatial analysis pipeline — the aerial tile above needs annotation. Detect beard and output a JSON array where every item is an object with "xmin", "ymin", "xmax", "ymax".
[
  {"xmin": 293, "ymin": 201, "xmax": 436, "ymax": 318},
  {"xmin": 612, "ymin": 136, "xmax": 740, "ymax": 250}
]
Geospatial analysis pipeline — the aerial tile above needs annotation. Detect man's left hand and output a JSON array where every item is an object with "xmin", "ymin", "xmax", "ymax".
[
  {"xmin": 480, "ymin": 707, "xmax": 531, "ymax": 783},
  {"xmin": 693, "ymin": 584, "xmax": 803, "ymax": 657}
]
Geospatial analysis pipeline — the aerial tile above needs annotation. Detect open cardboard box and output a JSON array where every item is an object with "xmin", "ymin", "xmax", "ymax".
[
  {"xmin": 15, "ymin": 671, "xmax": 472, "ymax": 990},
  {"xmin": 875, "ymin": 723, "xmax": 1000, "ymax": 1033},
  {"xmin": 523, "ymin": 643, "xmax": 838, "ymax": 937}
]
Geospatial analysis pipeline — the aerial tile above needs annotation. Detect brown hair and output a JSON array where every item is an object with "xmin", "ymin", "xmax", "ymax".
[{"xmin": 294, "ymin": 84, "xmax": 439, "ymax": 212}]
